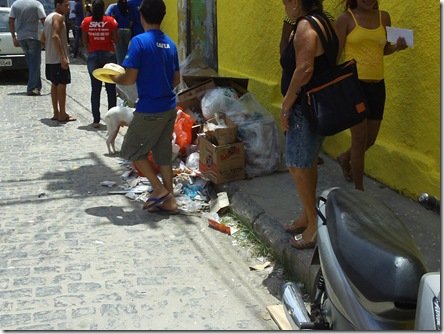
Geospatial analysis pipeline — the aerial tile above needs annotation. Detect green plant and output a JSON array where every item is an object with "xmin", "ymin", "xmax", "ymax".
[{"xmin": 221, "ymin": 211, "xmax": 275, "ymax": 260}]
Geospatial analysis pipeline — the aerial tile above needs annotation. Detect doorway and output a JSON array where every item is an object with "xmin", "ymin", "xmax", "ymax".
[{"xmin": 178, "ymin": 0, "xmax": 218, "ymax": 72}]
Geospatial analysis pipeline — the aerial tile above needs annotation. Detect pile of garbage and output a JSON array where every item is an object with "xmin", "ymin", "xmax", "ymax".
[
  {"xmin": 102, "ymin": 157, "xmax": 210, "ymax": 216},
  {"xmin": 109, "ymin": 53, "xmax": 281, "ymax": 224}
]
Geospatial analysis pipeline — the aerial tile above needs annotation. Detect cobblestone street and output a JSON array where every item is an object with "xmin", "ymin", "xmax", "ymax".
[{"xmin": 0, "ymin": 60, "xmax": 280, "ymax": 330}]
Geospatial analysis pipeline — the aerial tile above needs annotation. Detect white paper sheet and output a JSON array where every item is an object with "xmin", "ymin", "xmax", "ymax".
[{"xmin": 386, "ymin": 27, "xmax": 414, "ymax": 47}]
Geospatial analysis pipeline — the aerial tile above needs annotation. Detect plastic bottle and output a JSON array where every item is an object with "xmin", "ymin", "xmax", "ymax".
[{"xmin": 418, "ymin": 193, "xmax": 440, "ymax": 213}]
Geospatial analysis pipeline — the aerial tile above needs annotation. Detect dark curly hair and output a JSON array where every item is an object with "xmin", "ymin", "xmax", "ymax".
[{"xmin": 300, "ymin": 0, "xmax": 324, "ymax": 14}]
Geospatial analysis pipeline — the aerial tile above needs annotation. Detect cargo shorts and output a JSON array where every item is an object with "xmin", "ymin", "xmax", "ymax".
[{"xmin": 120, "ymin": 108, "xmax": 176, "ymax": 165}]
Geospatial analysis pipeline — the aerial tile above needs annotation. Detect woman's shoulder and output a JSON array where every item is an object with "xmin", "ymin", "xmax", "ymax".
[{"xmin": 336, "ymin": 10, "xmax": 353, "ymax": 24}]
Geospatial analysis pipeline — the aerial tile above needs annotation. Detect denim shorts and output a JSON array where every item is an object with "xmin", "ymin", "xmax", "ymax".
[
  {"xmin": 120, "ymin": 109, "xmax": 176, "ymax": 165},
  {"xmin": 285, "ymin": 103, "xmax": 324, "ymax": 168}
]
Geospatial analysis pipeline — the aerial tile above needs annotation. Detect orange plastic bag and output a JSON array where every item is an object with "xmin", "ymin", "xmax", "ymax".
[{"xmin": 174, "ymin": 108, "xmax": 195, "ymax": 154}]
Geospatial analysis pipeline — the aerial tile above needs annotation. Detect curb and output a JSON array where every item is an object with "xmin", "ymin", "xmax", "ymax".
[{"xmin": 218, "ymin": 182, "xmax": 319, "ymax": 294}]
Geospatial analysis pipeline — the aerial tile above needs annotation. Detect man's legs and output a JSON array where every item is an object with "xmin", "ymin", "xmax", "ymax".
[
  {"xmin": 50, "ymin": 84, "xmax": 59, "ymax": 119},
  {"xmin": 56, "ymin": 84, "xmax": 69, "ymax": 120},
  {"xmin": 21, "ymin": 39, "xmax": 42, "ymax": 94},
  {"xmin": 105, "ymin": 82, "xmax": 117, "ymax": 111},
  {"xmin": 72, "ymin": 26, "xmax": 81, "ymax": 58},
  {"xmin": 90, "ymin": 76, "xmax": 102, "ymax": 124},
  {"xmin": 87, "ymin": 54, "xmax": 102, "ymax": 125},
  {"xmin": 133, "ymin": 159, "xmax": 169, "ymax": 197}
]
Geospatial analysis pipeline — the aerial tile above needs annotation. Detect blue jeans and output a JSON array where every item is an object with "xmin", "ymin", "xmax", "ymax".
[
  {"xmin": 87, "ymin": 51, "xmax": 117, "ymax": 123},
  {"xmin": 20, "ymin": 39, "xmax": 42, "ymax": 93},
  {"xmin": 116, "ymin": 28, "xmax": 131, "ymax": 65},
  {"xmin": 72, "ymin": 26, "xmax": 81, "ymax": 57}
]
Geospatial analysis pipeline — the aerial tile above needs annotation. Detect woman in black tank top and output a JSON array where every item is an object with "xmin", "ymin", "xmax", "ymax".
[{"xmin": 280, "ymin": 0, "xmax": 338, "ymax": 249}]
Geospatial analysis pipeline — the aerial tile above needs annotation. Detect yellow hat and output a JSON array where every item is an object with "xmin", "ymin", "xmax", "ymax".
[{"xmin": 92, "ymin": 63, "xmax": 125, "ymax": 83}]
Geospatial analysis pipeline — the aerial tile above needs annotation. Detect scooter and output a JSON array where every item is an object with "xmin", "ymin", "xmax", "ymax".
[{"xmin": 281, "ymin": 187, "xmax": 441, "ymax": 330}]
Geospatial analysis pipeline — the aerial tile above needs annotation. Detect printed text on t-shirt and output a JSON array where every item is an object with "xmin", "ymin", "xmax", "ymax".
[{"xmin": 156, "ymin": 42, "xmax": 170, "ymax": 49}]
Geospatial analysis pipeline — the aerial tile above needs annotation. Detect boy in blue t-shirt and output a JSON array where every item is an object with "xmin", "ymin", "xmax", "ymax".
[{"xmin": 112, "ymin": 0, "xmax": 180, "ymax": 214}]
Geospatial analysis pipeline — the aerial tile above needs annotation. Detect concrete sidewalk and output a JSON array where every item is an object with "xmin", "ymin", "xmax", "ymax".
[{"xmin": 220, "ymin": 152, "xmax": 441, "ymax": 291}]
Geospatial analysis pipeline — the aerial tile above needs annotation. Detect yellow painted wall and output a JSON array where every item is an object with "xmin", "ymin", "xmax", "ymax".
[
  {"xmin": 163, "ymin": 0, "xmax": 179, "ymax": 44},
  {"xmin": 163, "ymin": 1, "xmax": 440, "ymax": 199}
]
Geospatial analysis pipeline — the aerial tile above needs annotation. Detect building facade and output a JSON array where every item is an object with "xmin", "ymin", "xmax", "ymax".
[{"xmin": 162, "ymin": 0, "xmax": 440, "ymax": 199}]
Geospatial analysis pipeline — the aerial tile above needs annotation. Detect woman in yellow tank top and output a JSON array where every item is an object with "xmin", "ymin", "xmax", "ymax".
[{"xmin": 335, "ymin": 0, "xmax": 407, "ymax": 191}]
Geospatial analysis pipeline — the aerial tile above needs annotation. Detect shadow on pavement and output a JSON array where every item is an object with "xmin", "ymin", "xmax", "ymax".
[
  {"xmin": 77, "ymin": 125, "xmax": 108, "ymax": 132},
  {"xmin": 7, "ymin": 91, "xmax": 29, "ymax": 96},
  {"xmin": 85, "ymin": 206, "xmax": 158, "ymax": 226},
  {"xmin": 40, "ymin": 118, "xmax": 64, "ymax": 127}
]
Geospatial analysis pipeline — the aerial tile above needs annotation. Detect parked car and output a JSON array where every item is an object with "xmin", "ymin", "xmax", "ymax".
[
  {"xmin": 0, "ymin": 0, "xmax": 53, "ymax": 14},
  {"xmin": 0, "ymin": 7, "xmax": 27, "ymax": 71}
]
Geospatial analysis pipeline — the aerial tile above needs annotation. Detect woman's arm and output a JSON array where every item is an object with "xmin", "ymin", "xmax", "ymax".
[
  {"xmin": 335, "ymin": 12, "xmax": 350, "ymax": 62},
  {"xmin": 81, "ymin": 29, "xmax": 88, "ymax": 51},
  {"xmin": 282, "ymin": 20, "xmax": 317, "ymax": 111},
  {"xmin": 382, "ymin": 11, "xmax": 407, "ymax": 55},
  {"xmin": 111, "ymin": 27, "xmax": 118, "ymax": 46},
  {"xmin": 280, "ymin": 20, "xmax": 318, "ymax": 130}
]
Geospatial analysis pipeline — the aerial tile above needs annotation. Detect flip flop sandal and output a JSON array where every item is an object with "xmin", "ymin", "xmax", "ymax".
[
  {"xmin": 143, "ymin": 193, "xmax": 170, "ymax": 210},
  {"xmin": 289, "ymin": 233, "xmax": 317, "ymax": 249}
]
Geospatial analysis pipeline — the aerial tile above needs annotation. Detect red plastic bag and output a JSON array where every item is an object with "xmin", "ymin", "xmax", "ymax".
[{"xmin": 174, "ymin": 107, "xmax": 195, "ymax": 154}]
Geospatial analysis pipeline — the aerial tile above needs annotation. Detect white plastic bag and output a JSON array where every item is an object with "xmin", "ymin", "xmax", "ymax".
[{"xmin": 200, "ymin": 87, "xmax": 239, "ymax": 120}]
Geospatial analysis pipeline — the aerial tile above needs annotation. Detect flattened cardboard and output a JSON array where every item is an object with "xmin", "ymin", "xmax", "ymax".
[{"xmin": 177, "ymin": 79, "xmax": 216, "ymax": 102}]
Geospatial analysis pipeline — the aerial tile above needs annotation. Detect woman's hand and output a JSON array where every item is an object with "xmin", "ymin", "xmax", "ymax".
[
  {"xmin": 395, "ymin": 37, "xmax": 408, "ymax": 51},
  {"xmin": 280, "ymin": 107, "xmax": 290, "ymax": 132}
]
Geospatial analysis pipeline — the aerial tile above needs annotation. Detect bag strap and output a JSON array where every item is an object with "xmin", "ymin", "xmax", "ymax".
[{"xmin": 303, "ymin": 14, "xmax": 338, "ymax": 67}]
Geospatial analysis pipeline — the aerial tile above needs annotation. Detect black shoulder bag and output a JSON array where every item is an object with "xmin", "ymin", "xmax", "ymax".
[{"xmin": 302, "ymin": 14, "xmax": 367, "ymax": 136}]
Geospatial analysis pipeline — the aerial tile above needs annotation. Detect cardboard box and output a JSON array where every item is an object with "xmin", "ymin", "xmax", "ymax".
[
  {"xmin": 199, "ymin": 136, "xmax": 245, "ymax": 184},
  {"xmin": 203, "ymin": 113, "xmax": 238, "ymax": 145},
  {"xmin": 182, "ymin": 75, "xmax": 249, "ymax": 96},
  {"xmin": 177, "ymin": 79, "xmax": 216, "ymax": 102}
]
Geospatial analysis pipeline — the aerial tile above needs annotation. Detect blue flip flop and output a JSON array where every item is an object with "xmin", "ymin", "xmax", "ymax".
[{"xmin": 143, "ymin": 193, "xmax": 170, "ymax": 210}]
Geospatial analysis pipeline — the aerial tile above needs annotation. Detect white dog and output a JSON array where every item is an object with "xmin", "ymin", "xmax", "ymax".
[{"xmin": 104, "ymin": 105, "xmax": 135, "ymax": 154}]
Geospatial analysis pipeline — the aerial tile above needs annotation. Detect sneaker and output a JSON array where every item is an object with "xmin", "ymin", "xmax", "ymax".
[{"xmin": 27, "ymin": 88, "xmax": 41, "ymax": 96}]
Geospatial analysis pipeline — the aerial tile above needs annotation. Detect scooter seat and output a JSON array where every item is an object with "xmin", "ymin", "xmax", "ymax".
[{"xmin": 325, "ymin": 189, "xmax": 427, "ymax": 306}]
